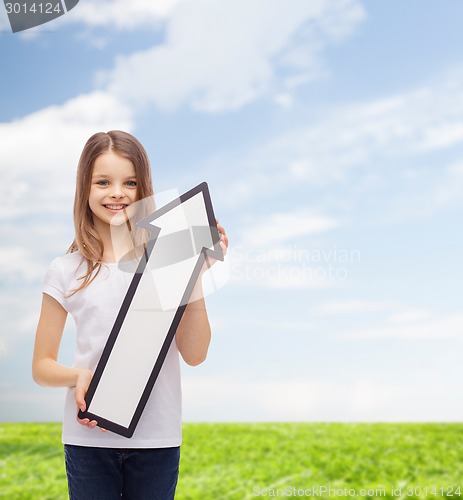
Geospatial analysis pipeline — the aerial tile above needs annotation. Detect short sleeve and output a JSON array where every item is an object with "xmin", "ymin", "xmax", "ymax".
[{"xmin": 43, "ymin": 257, "xmax": 67, "ymax": 309}]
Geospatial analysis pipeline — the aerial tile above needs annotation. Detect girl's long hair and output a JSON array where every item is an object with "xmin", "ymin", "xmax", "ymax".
[{"xmin": 68, "ymin": 130, "xmax": 154, "ymax": 293}]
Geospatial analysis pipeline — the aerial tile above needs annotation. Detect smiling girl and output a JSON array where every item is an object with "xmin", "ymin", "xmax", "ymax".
[{"xmin": 32, "ymin": 130, "xmax": 228, "ymax": 500}]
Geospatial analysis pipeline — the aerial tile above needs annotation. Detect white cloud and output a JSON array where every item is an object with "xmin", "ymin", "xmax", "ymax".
[
  {"xmin": 66, "ymin": 0, "xmax": 182, "ymax": 29},
  {"xmin": 313, "ymin": 300, "xmax": 393, "ymax": 315},
  {"xmin": 240, "ymin": 210, "xmax": 338, "ymax": 248},
  {"xmin": 0, "ymin": 247, "xmax": 46, "ymax": 282},
  {"xmin": 340, "ymin": 314, "xmax": 463, "ymax": 340},
  {"xmin": 0, "ymin": 91, "xmax": 133, "ymax": 171},
  {"xmin": 274, "ymin": 93, "xmax": 294, "ymax": 110},
  {"xmin": 389, "ymin": 309, "xmax": 430, "ymax": 323},
  {"xmin": 312, "ymin": 303, "xmax": 437, "ymax": 330},
  {"xmin": 182, "ymin": 376, "xmax": 463, "ymax": 421},
  {"xmin": 271, "ymin": 86, "xmax": 463, "ymax": 181},
  {"xmin": 448, "ymin": 162, "xmax": 463, "ymax": 175},
  {"xmin": 434, "ymin": 160, "xmax": 463, "ymax": 207},
  {"xmin": 9, "ymin": 0, "xmax": 365, "ymax": 113},
  {"xmin": 263, "ymin": 269, "xmax": 334, "ymax": 289},
  {"xmin": 103, "ymin": 0, "xmax": 365, "ymax": 112},
  {"xmin": 209, "ymin": 66, "xmax": 463, "ymax": 221},
  {"xmin": 0, "ymin": 291, "xmax": 42, "ymax": 357}
]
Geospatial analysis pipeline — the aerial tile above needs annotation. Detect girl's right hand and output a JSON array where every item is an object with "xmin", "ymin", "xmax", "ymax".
[{"xmin": 75, "ymin": 369, "xmax": 107, "ymax": 432}]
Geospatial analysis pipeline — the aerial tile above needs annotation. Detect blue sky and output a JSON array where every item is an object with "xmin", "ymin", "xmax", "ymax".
[{"xmin": 1, "ymin": 0, "xmax": 463, "ymax": 423}]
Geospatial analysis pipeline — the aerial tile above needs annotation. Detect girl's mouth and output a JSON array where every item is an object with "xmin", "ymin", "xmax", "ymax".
[{"xmin": 104, "ymin": 204, "xmax": 128, "ymax": 211}]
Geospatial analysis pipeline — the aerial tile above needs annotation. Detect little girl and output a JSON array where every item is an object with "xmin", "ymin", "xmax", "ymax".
[{"xmin": 32, "ymin": 130, "xmax": 228, "ymax": 500}]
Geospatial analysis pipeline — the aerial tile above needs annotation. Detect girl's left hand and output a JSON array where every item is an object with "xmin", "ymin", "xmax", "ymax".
[
  {"xmin": 202, "ymin": 219, "xmax": 228, "ymax": 271},
  {"xmin": 216, "ymin": 220, "xmax": 228, "ymax": 258},
  {"xmin": 75, "ymin": 369, "xmax": 107, "ymax": 432}
]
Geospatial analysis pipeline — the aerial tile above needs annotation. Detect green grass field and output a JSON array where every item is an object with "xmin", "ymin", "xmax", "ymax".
[{"xmin": 1, "ymin": 423, "xmax": 463, "ymax": 499}]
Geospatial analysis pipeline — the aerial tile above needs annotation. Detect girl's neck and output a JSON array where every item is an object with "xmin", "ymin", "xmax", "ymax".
[{"xmin": 94, "ymin": 219, "xmax": 134, "ymax": 264}]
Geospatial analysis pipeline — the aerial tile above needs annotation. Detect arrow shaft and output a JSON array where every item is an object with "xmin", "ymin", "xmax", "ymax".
[{"xmin": 85, "ymin": 245, "xmax": 205, "ymax": 428}]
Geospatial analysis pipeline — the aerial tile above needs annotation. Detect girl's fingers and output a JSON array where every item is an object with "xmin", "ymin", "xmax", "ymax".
[
  {"xmin": 76, "ymin": 416, "xmax": 91, "ymax": 427},
  {"xmin": 213, "ymin": 221, "xmax": 228, "ymax": 258},
  {"xmin": 75, "ymin": 387, "xmax": 86, "ymax": 412},
  {"xmin": 75, "ymin": 369, "xmax": 93, "ymax": 412},
  {"xmin": 76, "ymin": 416, "xmax": 100, "ymax": 429},
  {"xmin": 216, "ymin": 221, "xmax": 228, "ymax": 249}
]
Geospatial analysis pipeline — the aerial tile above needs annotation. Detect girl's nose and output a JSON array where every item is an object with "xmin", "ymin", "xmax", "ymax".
[{"xmin": 110, "ymin": 185, "xmax": 124, "ymax": 198}]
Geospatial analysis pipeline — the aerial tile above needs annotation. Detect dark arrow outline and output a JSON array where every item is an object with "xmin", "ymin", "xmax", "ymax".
[{"xmin": 78, "ymin": 182, "xmax": 223, "ymax": 438}]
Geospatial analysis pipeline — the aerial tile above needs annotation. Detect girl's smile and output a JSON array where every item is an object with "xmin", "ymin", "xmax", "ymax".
[{"xmin": 103, "ymin": 203, "xmax": 129, "ymax": 212}]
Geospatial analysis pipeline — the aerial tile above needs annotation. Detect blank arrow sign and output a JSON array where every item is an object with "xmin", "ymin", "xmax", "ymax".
[{"xmin": 78, "ymin": 182, "xmax": 223, "ymax": 437}]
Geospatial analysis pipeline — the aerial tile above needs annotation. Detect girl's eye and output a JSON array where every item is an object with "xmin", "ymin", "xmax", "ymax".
[
  {"xmin": 97, "ymin": 180, "xmax": 109, "ymax": 186},
  {"xmin": 126, "ymin": 181, "xmax": 137, "ymax": 187}
]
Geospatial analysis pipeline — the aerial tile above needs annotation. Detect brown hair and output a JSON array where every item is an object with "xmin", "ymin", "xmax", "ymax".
[{"xmin": 68, "ymin": 130, "xmax": 154, "ymax": 293}]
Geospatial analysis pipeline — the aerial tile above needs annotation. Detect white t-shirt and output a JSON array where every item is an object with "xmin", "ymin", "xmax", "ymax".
[{"xmin": 43, "ymin": 251, "xmax": 182, "ymax": 448}]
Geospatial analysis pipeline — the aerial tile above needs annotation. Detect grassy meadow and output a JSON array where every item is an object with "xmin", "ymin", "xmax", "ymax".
[{"xmin": 1, "ymin": 422, "xmax": 463, "ymax": 499}]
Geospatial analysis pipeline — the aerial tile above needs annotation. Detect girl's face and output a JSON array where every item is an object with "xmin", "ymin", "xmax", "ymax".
[{"xmin": 88, "ymin": 151, "xmax": 138, "ymax": 229}]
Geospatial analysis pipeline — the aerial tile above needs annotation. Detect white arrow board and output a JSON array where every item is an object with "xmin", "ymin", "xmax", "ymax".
[{"xmin": 78, "ymin": 182, "xmax": 223, "ymax": 437}]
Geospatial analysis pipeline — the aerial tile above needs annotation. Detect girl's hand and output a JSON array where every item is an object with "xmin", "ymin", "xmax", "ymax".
[
  {"xmin": 204, "ymin": 219, "xmax": 228, "ymax": 269},
  {"xmin": 75, "ymin": 369, "xmax": 107, "ymax": 432},
  {"xmin": 217, "ymin": 220, "xmax": 228, "ymax": 257}
]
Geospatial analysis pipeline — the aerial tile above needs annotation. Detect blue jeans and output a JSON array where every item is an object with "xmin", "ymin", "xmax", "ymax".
[{"xmin": 64, "ymin": 444, "xmax": 180, "ymax": 500}]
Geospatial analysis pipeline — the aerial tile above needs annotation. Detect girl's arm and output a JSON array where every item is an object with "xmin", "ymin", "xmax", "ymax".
[
  {"xmin": 32, "ymin": 293, "xmax": 103, "ymax": 431},
  {"xmin": 175, "ymin": 281, "xmax": 211, "ymax": 366},
  {"xmin": 175, "ymin": 221, "xmax": 228, "ymax": 366},
  {"xmin": 32, "ymin": 293, "xmax": 82, "ymax": 386}
]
